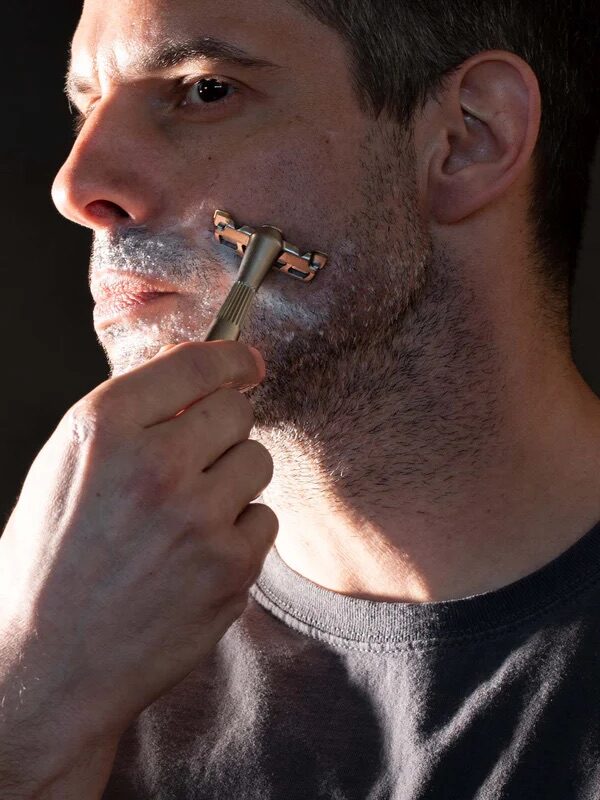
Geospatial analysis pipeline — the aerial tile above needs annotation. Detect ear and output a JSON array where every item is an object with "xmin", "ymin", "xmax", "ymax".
[{"xmin": 418, "ymin": 51, "xmax": 542, "ymax": 225}]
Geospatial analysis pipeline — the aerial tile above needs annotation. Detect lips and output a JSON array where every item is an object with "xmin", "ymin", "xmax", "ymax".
[
  {"xmin": 91, "ymin": 272, "xmax": 182, "ymax": 303},
  {"xmin": 91, "ymin": 271, "xmax": 183, "ymax": 328}
]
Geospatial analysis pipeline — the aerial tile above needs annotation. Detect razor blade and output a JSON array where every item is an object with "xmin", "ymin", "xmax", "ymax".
[
  {"xmin": 213, "ymin": 210, "xmax": 328, "ymax": 283},
  {"xmin": 204, "ymin": 210, "xmax": 328, "ymax": 342}
]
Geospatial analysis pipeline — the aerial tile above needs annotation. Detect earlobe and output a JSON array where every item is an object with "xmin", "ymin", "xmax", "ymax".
[{"xmin": 424, "ymin": 51, "xmax": 541, "ymax": 225}]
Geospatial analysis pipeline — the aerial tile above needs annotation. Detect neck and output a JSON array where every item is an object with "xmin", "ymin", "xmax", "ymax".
[{"xmin": 254, "ymin": 253, "xmax": 600, "ymax": 603}]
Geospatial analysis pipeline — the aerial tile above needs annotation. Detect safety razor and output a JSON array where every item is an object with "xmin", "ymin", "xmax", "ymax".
[{"xmin": 204, "ymin": 210, "xmax": 328, "ymax": 342}]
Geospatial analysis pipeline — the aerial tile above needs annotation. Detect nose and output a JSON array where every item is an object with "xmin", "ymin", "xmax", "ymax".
[{"xmin": 51, "ymin": 96, "xmax": 162, "ymax": 231}]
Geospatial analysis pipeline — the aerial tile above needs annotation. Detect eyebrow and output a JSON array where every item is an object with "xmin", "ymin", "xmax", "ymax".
[{"xmin": 65, "ymin": 36, "xmax": 283, "ymax": 103}]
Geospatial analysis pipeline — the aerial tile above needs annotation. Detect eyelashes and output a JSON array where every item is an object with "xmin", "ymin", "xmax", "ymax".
[{"xmin": 69, "ymin": 76, "xmax": 239, "ymax": 139}]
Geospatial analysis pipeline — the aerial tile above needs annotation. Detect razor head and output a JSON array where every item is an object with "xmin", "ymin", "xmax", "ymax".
[{"xmin": 213, "ymin": 210, "xmax": 328, "ymax": 283}]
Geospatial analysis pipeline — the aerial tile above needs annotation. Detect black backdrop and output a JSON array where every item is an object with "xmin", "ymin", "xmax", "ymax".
[{"xmin": 1, "ymin": 3, "xmax": 598, "ymax": 522}]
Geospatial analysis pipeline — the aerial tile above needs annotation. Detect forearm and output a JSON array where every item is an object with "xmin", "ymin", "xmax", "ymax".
[
  {"xmin": 1, "ymin": 737, "xmax": 119, "ymax": 800},
  {"xmin": 0, "ymin": 632, "xmax": 121, "ymax": 799}
]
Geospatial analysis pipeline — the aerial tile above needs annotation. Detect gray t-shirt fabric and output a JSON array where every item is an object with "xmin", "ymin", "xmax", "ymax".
[{"xmin": 102, "ymin": 519, "xmax": 600, "ymax": 800}]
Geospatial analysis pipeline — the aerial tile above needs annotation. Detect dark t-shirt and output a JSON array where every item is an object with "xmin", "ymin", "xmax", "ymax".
[{"xmin": 103, "ymin": 520, "xmax": 600, "ymax": 799}]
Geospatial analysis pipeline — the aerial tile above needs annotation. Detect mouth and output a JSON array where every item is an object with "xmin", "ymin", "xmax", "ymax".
[{"xmin": 91, "ymin": 272, "xmax": 182, "ymax": 328}]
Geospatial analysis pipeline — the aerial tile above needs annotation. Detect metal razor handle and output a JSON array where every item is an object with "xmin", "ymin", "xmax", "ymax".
[
  {"xmin": 205, "ymin": 226, "xmax": 284, "ymax": 342},
  {"xmin": 205, "ymin": 209, "xmax": 328, "ymax": 342}
]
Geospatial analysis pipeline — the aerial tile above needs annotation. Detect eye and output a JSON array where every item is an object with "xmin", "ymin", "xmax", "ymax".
[{"xmin": 181, "ymin": 77, "xmax": 237, "ymax": 109}]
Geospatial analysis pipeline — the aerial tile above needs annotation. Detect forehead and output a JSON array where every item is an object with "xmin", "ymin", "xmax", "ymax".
[{"xmin": 71, "ymin": 0, "xmax": 334, "ymax": 80}]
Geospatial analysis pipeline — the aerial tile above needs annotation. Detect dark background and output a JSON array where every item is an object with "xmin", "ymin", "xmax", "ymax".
[{"xmin": 1, "ymin": 4, "xmax": 598, "ymax": 522}]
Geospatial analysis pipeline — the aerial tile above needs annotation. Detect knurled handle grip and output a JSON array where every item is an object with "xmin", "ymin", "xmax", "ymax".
[
  {"xmin": 204, "ymin": 281, "xmax": 255, "ymax": 342},
  {"xmin": 205, "ymin": 226, "xmax": 284, "ymax": 342}
]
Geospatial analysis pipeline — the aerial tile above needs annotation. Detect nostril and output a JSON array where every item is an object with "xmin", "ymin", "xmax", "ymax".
[{"xmin": 85, "ymin": 199, "xmax": 130, "ymax": 222}]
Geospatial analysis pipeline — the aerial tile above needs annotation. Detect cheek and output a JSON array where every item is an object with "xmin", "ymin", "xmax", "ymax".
[{"xmin": 186, "ymin": 125, "xmax": 360, "ymax": 247}]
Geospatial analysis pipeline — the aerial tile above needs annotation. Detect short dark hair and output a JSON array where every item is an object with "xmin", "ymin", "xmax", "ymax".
[{"xmin": 292, "ymin": 0, "xmax": 600, "ymax": 304}]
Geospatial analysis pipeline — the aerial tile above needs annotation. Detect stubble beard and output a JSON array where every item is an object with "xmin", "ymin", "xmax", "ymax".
[
  {"xmin": 249, "ymin": 125, "xmax": 503, "ymax": 521},
  {"xmin": 96, "ymin": 123, "xmax": 501, "ymax": 518},
  {"xmin": 249, "ymin": 126, "xmax": 432, "ymax": 485}
]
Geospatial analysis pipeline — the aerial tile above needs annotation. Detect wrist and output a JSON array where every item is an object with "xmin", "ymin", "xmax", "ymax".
[
  {"xmin": 0, "ymin": 628, "xmax": 118, "ymax": 794},
  {"xmin": 0, "ymin": 735, "xmax": 120, "ymax": 800}
]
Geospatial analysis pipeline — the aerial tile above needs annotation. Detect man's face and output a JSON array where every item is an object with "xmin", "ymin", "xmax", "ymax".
[{"xmin": 53, "ymin": 0, "xmax": 430, "ymax": 438}]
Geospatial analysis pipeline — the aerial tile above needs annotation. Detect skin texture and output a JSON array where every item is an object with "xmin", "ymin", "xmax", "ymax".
[
  {"xmin": 52, "ymin": 0, "xmax": 600, "ymax": 603},
  {"xmin": 0, "ymin": 341, "xmax": 275, "ymax": 795}
]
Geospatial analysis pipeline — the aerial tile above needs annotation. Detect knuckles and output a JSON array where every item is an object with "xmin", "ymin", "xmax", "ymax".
[
  {"xmin": 62, "ymin": 393, "xmax": 121, "ymax": 446},
  {"xmin": 180, "ymin": 340, "xmax": 258, "ymax": 392},
  {"xmin": 182, "ymin": 342, "xmax": 219, "ymax": 390},
  {"xmin": 125, "ymin": 438, "xmax": 191, "ymax": 507},
  {"xmin": 204, "ymin": 538, "xmax": 260, "ymax": 603},
  {"xmin": 192, "ymin": 494, "xmax": 227, "ymax": 533},
  {"xmin": 217, "ymin": 388, "xmax": 256, "ymax": 433}
]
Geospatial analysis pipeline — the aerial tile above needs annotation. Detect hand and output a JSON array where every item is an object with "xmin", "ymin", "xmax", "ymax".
[{"xmin": 0, "ymin": 340, "xmax": 277, "ymax": 746}]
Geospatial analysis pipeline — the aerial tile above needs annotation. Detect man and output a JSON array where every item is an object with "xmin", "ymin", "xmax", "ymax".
[{"xmin": 0, "ymin": 0, "xmax": 599, "ymax": 796}]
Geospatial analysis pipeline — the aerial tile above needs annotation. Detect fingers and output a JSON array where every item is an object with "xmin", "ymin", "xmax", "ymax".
[
  {"xmin": 150, "ymin": 387, "xmax": 256, "ymax": 471},
  {"xmin": 82, "ymin": 341, "xmax": 265, "ymax": 432},
  {"xmin": 204, "ymin": 439, "xmax": 275, "ymax": 520},
  {"xmin": 206, "ymin": 502, "xmax": 279, "ymax": 603},
  {"xmin": 234, "ymin": 502, "xmax": 279, "ymax": 557}
]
